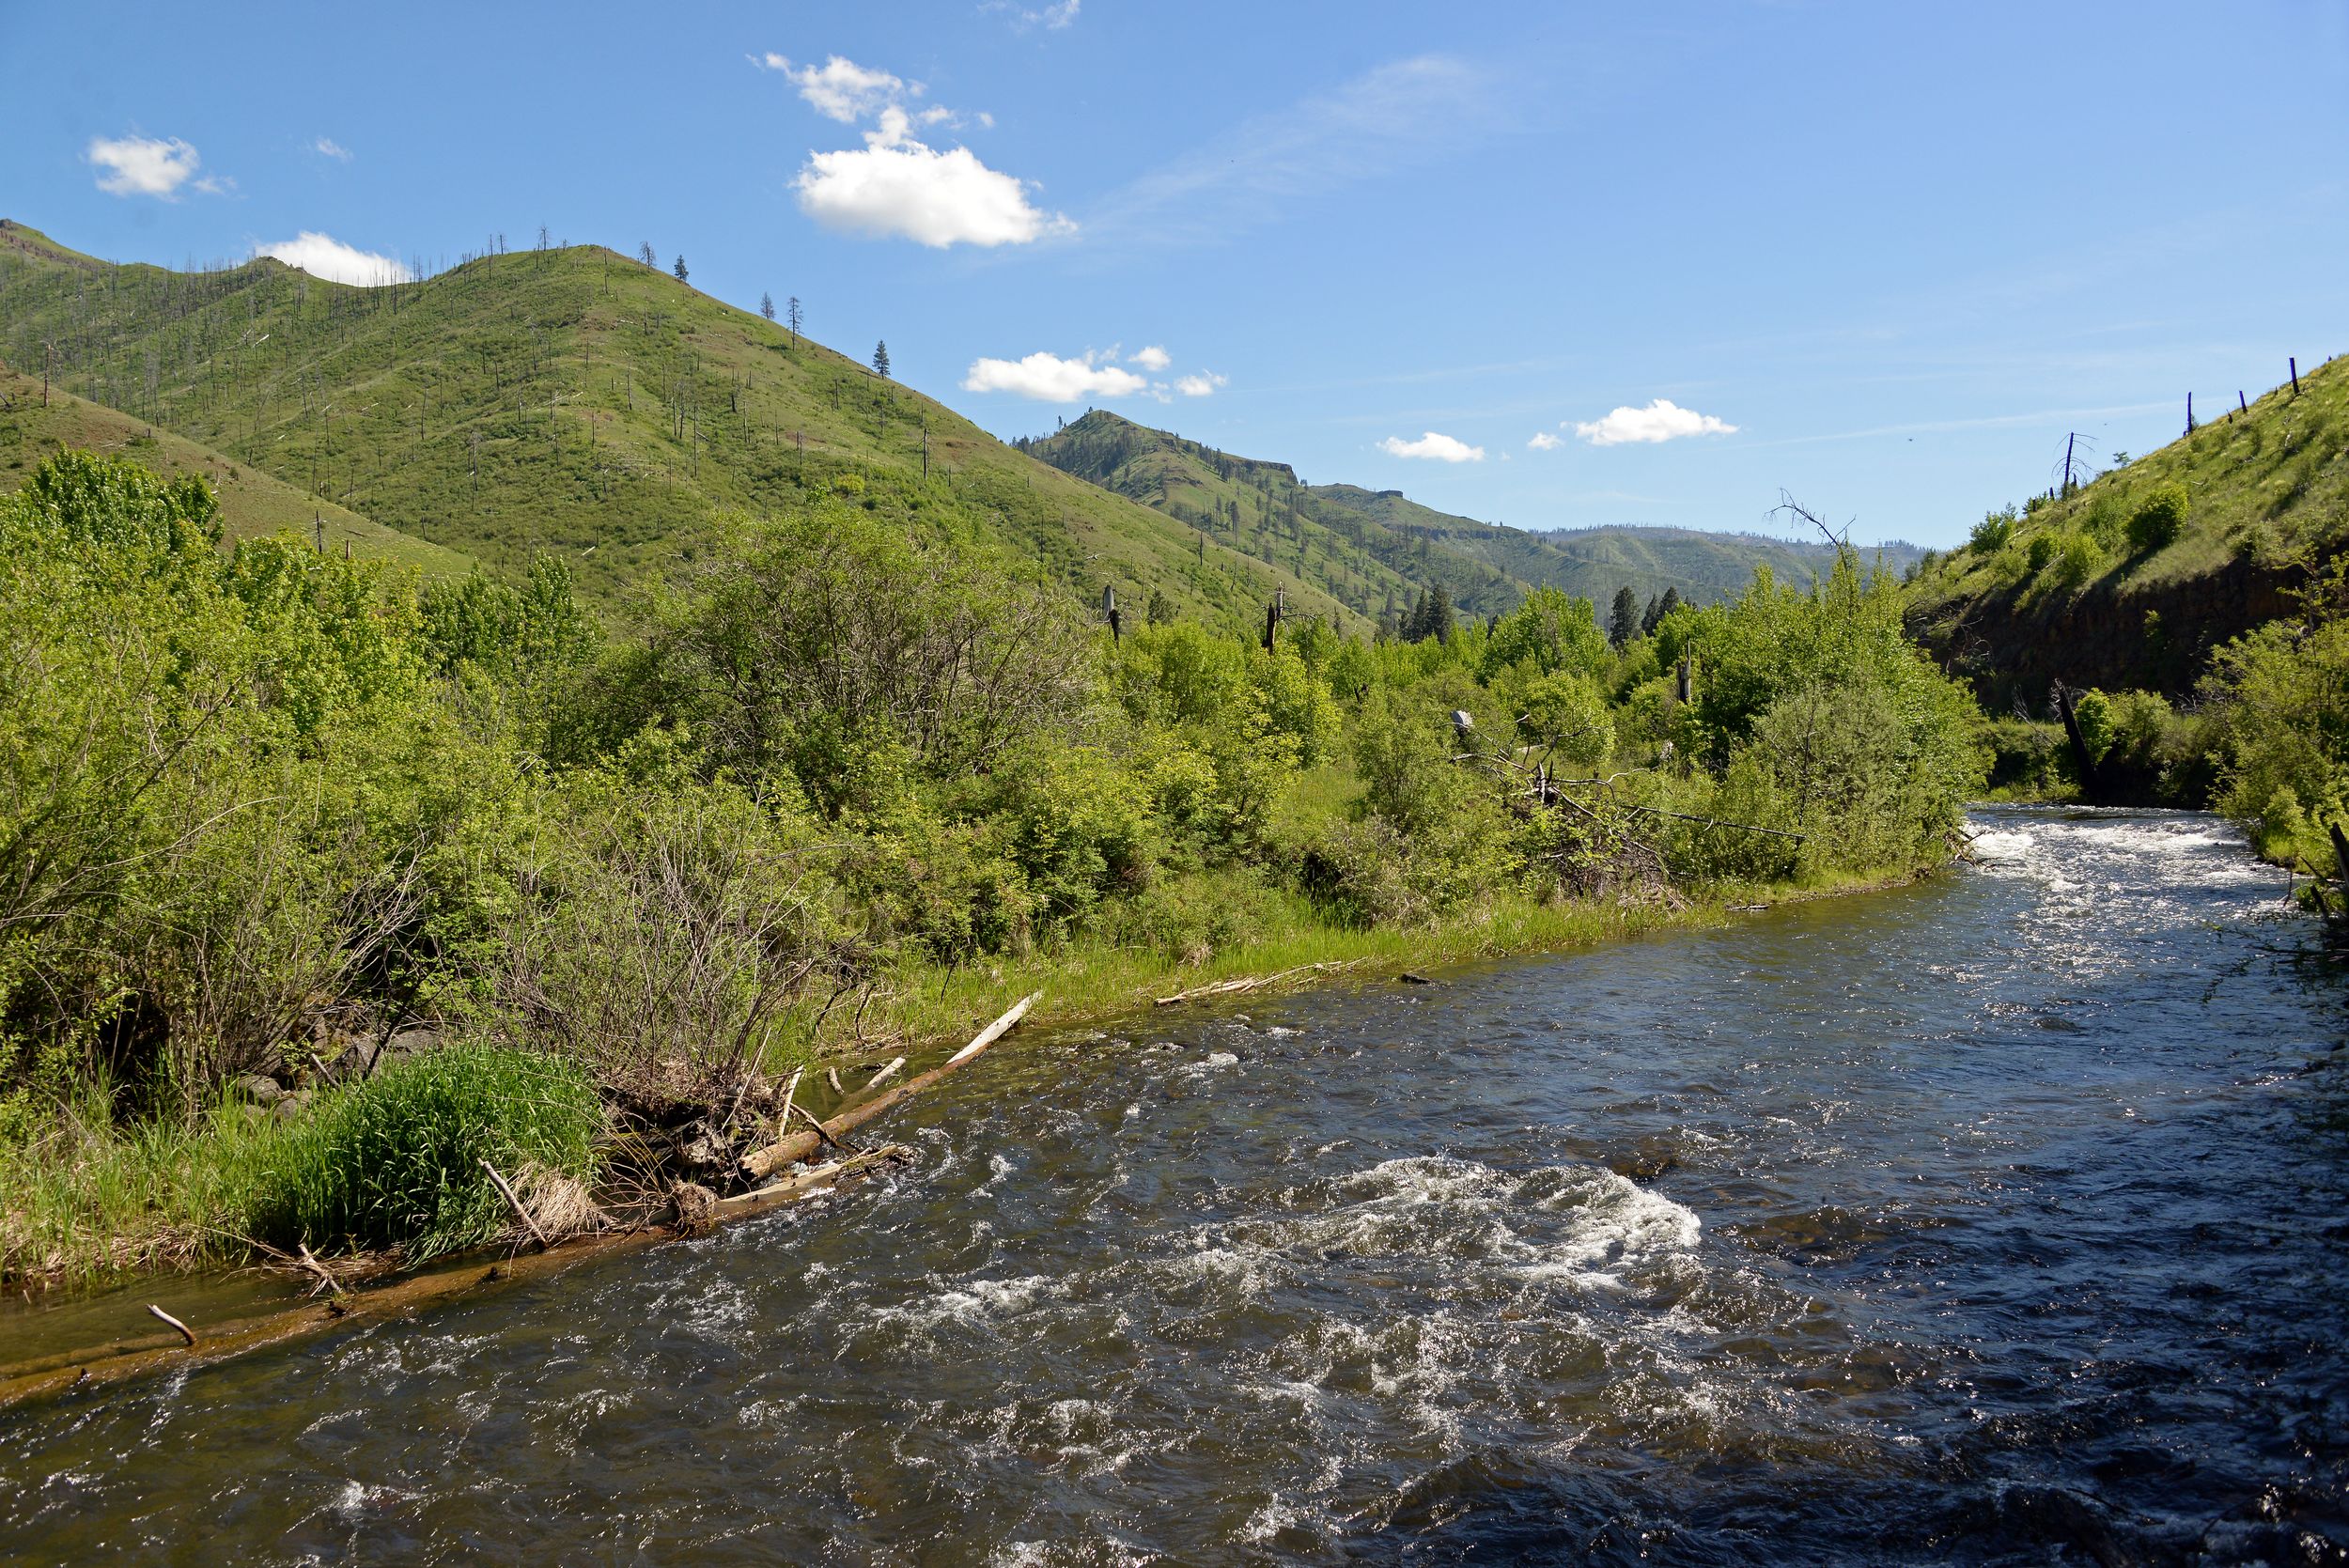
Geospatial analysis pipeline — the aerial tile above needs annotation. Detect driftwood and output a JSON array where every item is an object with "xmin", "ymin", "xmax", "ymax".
[
  {"xmin": 479, "ymin": 1159, "xmax": 550, "ymax": 1251},
  {"xmin": 1154, "ymin": 962, "xmax": 1350, "ymax": 1007},
  {"xmin": 865, "ymin": 1055, "xmax": 906, "ymax": 1091},
  {"xmin": 0, "ymin": 1147, "xmax": 910, "ymax": 1412},
  {"xmin": 739, "ymin": 992, "xmax": 1040, "ymax": 1183},
  {"xmin": 146, "ymin": 1305, "xmax": 196, "ymax": 1347}
]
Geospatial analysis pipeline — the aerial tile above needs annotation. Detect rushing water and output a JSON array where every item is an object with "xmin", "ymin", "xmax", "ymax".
[{"xmin": 3, "ymin": 807, "xmax": 2346, "ymax": 1564}]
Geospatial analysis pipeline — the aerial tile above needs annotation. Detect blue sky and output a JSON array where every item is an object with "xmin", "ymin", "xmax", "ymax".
[{"xmin": 5, "ymin": 1, "xmax": 2344, "ymax": 548}]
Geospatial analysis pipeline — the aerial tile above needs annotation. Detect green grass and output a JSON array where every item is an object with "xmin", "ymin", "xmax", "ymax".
[
  {"xmin": 0, "ymin": 368, "xmax": 474, "ymax": 577},
  {"xmin": 1913, "ymin": 353, "xmax": 2349, "ymax": 618},
  {"xmin": 0, "ymin": 222, "xmax": 1355, "ymax": 639},
  {"xmin": 249, "ymin": 1047, "xmax": 601, "ymax": 1264}
]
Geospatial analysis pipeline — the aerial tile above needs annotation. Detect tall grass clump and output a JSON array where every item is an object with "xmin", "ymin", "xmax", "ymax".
[{"xmin": 252, "ymin": 1047, "xmax": 601, "ymax": 1262}]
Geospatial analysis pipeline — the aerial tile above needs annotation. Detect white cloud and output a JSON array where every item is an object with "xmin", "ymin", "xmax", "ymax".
[
  {"xmin": 1378, "ymin": 431, "xmax": 1484, "ymax": 463},
  {"xmin": 962, "ymin": 350, "xmax": 1148, "ymax": 401},
  {"xmin": 257, "ymin": 232, "xmax": 412, "ymax": 287},
  {"xmin": 1572, "ymin": 398, "xmax": 1737, "ymax": 447},
  {"xmin": 1174, "ymin": 372, "xmax": 1227, "ymax": 397},
  {"xmin": 797, "ymin": 141, "xmax": 1072, "ymax": 247},
  {"xmin": 313, "ymin": 136, "xmax": 352, "ymax": 163},
  {"xmin": 1528, "ymin": 431, "xmax": 1564, "ymax": 451},
  {"xmin": 86, "ymin": 134, "xmax": 205, "ymax": 198},
  {"xmin": 1129, "ymin": 345, "xmax": 1172, "ymax": 371},
  {"xmin": 758, "ymin": 51, "xmax": 1069, "ymax": 248},
  {"xmin": 759, "ymin": 54, "xmax": 908, "ymax": 122}
]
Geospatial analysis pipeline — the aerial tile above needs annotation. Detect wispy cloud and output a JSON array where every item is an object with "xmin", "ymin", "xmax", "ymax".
[
  {"xmin": 1174, "ymin": 371, "xmax": 1227, "ymax": 397},
  {"xmin": 1378, "ymin": 431, "xmax": 1485, "ymax": 463},
  {"xmin": 1528, "ymin": 431, "xmax": 1564, "ymax": 451},
  {"xmin": 1084, "ymin": 54, "xmax": 1506, "ymax": 248},
  {"xmin": 984, "ymin": 0, "xmax": 1081, "ymax": 30},
  {"xmin": 313, "ymin": 136, "xmax": 352, "ymax": 163}
]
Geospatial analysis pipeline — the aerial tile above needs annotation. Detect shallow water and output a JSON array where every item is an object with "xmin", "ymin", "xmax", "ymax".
[{"xmin": 3, "ymin": 807, "xmax": 2345, "ymax": 1564}]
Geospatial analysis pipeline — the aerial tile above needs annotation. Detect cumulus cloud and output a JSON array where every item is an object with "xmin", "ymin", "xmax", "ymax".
[
  {"xmin": 1174, "ymin": 372, "xmax": 1227, "ymax": 397},
  {"xmin": 962, "ymin": 350, "xmax": 1147, "ymax": 401},
  {"xmin": 759, "ymin": 51, "xmax": 1072, "ymax": 248},
  {"xmin": 1129, "ymin": 345, "xmax": 1171, "ymax": 371},
  {"xmin": 1378, "ymin": 430, "xmax": 1484, "ymax": 463},
  {"xmin": 257, "ymin": 232, "xmax": 412, "ymax": 287},
  {"xmin": 86, "ymin": 134, "xmax": 207, "ymax": 198},
  {"xmin": 313, "ymin": 136, "xmax": 352, "ymax": 163},
  {"xmin": 1572, "ymin": 398, "xmax": 1737, "ymax": 447},
  {"xmin": 797, "ymin": 141, "xmax": 1072, "ymax": 247},
  {"xmin": 1528, "ymin": 431, "xmax": 1564, "ymax": 451}
]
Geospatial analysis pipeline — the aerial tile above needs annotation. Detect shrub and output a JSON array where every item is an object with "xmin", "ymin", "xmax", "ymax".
[
  {"xmin": 2043, "ymin": 530, "xmax": 2107, "ymax": 590},
  {"xmin": 2126, "ymin": 482, "xmax": 2189, "ymax": 553},
  {"xmin": 1969, "ymin": 506, "xmax": 2017, "ymax": 554},
  {"xmin": 252, "ymin": 1046, "xmax": 601, "ymax": 1261}
]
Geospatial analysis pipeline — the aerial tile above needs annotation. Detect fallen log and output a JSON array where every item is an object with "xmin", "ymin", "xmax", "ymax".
[
  {"xmin": 0, "ymin": 1147, "xmax": 909, "ymax": 1411},
  {"xmin": 739, "ymin": 991, "xmax": 1040, "ymax": 1183},
  {"xmin": 1154, "ymin": 962, "xmax": 1349, "ymax": 1007}
]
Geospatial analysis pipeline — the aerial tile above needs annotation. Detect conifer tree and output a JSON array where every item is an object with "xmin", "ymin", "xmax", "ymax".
[
  {"xmin": 760, "ymin": 291, "xmax": 775, "ymax": 322},
  {"xmin": 872, "ymin": 341, "xmax": 891, "ymax": 378},
  {"xmin": 1609, "ymin": 584, "xmax": 1641, "ymax": 647},
  {"xmin": 672, "ymin": 255, "xmax": 689, "ymax": 283}
]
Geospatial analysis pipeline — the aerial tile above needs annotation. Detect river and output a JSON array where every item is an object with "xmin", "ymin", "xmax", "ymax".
[{"xmin": 2, "ymin": 807, "xmax": 2344, "ymax": 1563}]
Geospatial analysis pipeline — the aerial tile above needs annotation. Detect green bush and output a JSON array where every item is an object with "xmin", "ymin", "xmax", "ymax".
[
  {"xmin": 1968, "ymin": 507, "xmax": 2017, "ymax": 554},
  {"xmin": 252, "ymin": 1046, "xmax": 601, "ymax": 1261},
  {"xmin": 2127, "ymin": 482, "xmax": 2189, "ymax": 553},
  {"xmin": 2043, "ymin": 530, "xmax": 2107, "ymax": 590}
]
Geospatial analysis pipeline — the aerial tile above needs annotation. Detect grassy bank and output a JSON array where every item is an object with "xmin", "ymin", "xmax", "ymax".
[{"xmin": 0, "ymin": 861, "xmax": 1940, "ymax": 1292}]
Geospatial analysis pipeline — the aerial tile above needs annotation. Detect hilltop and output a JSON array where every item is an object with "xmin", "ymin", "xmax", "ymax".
[
  {"xmin": 0, "ymin": 221, "xmax": 1346, "ymax": 632},
  {"xmin": 1907, "ymin": 352, "xmax": 2348, "ymax": 702},
  {"xmin": 1025, "ymin": 410, "xmax": 1921, "ymax": 621}
]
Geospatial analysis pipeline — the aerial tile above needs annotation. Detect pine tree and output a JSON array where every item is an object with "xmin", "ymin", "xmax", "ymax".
[
  {"xmin": 1425, "ymin": 583, "xmax": 1455, "ymax": 644},
  {"xmin": 672, "ymin": 255, "xmax": 689, "ymax": 283},
  {"xmin": 1640, "ymin": 592, "xmax": 1664, "ymax": 637},
  {"xmin": 872, "ymin": 340, "xmax": 891, "ymax": 378},
  {"xmin": 760, "ymin": 291, "xmax": 775, "ymax": 322},
  {"xmin": 1609, "ymin": 584, "xmax": 1641, "ymax": 648}
]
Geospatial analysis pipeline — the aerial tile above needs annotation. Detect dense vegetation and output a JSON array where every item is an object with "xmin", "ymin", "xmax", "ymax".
[{"xmin": 0, "ymin": 449, "xmax": 1981, "ymax": 1281}]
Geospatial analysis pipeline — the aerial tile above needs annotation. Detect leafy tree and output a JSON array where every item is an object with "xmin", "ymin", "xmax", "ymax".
[
  {"xmin": 672, "ymin": 255, "xmax": 689, "ymax": 283},
  {"xmin": 1608, "ymin": 585, "xmax": 1641, "ymax": 648},
  {"xmin": 1144, "ymin": 587, "xmax": 1174, "ymax": 627},
  {"xmin": 1481, "ymin": 588, "xmax": 1608, "ymax": 680},
  {"xmin": 872, "ymin": 340, "xmax": 891, "ymax": 379}
]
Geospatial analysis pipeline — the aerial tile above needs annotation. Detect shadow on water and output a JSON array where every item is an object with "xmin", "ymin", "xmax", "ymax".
[{"xmin": 2, "ymin": 807, "xmax": 2345, "ymax": 1564}]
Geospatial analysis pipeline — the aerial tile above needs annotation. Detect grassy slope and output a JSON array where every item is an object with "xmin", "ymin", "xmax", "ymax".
[
  {"xmin": 0, "ymin": 369, "xmax": 474, "ymax": 577},
  {"xmin": 1031, "ymin": 410, "xmax": 1922, "ymax": 619},
  {"xmin": 0, "ymin": 222, "xmax": 1351, "ymax": 634},
  {"xmin": 1908, "ymin": 352, "xmax": 2349, "ymax": 694}
]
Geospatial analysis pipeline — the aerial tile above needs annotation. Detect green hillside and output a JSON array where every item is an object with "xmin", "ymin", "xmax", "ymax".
[
  {"xmin": 0, "ymin": 221, "xmax": 1348, "ymax": 632},
  {"xmin": 0, "ymin": 367, "xmax": 472, "ymax": 577},
  {"xmin": 1908, "ymin": 352, "xmax": 2349, "ymax": 701},
  {"xmin": 1026, "ymin": 410, "xmax": 1921, "ymax": 622}
]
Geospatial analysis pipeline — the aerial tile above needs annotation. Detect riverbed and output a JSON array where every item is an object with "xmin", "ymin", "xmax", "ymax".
[{"xmin": 3, "ymin": 807, "xmax": 2343, "ymax": 1563}]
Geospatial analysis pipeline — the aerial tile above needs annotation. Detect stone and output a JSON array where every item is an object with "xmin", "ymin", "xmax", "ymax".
[
  {"xmin": 271, "ymin": 1090, "xmax": 314, "ymax": 1122},
  {"xmin": 228, "ymin": 1074, "xmax": 286, "ymax": 1107}
]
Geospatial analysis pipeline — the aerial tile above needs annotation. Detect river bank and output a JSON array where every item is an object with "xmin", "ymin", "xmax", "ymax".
[{"xmin": 0, "ymin": 860, "xmax": 1937, "ymax": 1295}]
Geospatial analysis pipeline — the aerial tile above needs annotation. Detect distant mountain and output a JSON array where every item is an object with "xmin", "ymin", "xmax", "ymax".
[
  {"xmin": 0, "ymin": 220, "xmax": 1346, "ymax": 633},
  {"xmin": 1025, "ymin": 410, "xmax": 1922, "ymax": 622}
]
